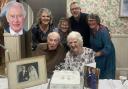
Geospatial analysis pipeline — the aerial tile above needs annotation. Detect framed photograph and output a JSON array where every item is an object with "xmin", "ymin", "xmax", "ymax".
[
  {"xmin": 120, "ymin": 0, "xmax": 128, "ymax": 17},
  {"xmin": 8, "ymin": 56, "xmax": 48, "ymax": 89},
  {"xmin": 84, "ymin": 66, "xmax": 100, "ymax": 89}
]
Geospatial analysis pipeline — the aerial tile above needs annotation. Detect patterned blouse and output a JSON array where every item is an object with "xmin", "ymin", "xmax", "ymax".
[{"xmin": 64, "ymin": 47, "xmax": 95, "ymax": 72}]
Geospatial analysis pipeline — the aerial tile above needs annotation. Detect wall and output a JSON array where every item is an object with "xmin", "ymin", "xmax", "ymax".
[
  {"xmin": 67, "ymin": 0, "xmax": 128, "ymax": 76},
  {"xmin": 26, "ymin": 0, "xmax": 66, "ymax": 26},
  {"xmin": 67, "ymin": 0, "xmax": 128, "ymax": 34},
  {"xmin": 111, "ymin": 34, "xmax": 128, "ymax": 72}
]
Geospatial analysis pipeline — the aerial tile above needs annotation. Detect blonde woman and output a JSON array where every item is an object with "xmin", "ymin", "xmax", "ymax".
[{"xmin": 31, "ymin": 8, "xmax": 55, "ymax": 50}]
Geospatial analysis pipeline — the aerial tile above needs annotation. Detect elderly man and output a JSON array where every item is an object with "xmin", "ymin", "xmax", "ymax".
[
  {"xmin": 69, "ymin": 2, "xmax": 90, "ymax": 48},
  {"xmin": 1, "ymin": 1, "xmax": 26, "ymax": 36},
  {"xmin": 1, "ymin": 1, "xmax": 32, "ymax": 57},
  {"xmin": 33, "ymin": 32, "xmax": 66, "ymax": 78}
]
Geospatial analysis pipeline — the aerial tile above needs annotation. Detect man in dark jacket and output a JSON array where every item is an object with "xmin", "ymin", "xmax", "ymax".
[
  {"xmin": 69, "ymin": 1, "xmax": 90, "ymax": 48},
  {"xmin": 18, "ymin": 65, "xmax": 29, "ymax": 82},
  {"xmin": 33, "ymin": 32, "xmax": 66, "ymax": 78}
]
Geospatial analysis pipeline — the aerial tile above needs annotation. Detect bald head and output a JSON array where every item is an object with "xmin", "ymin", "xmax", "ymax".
[
  {"xmin": 47, "ymin": 32, "xmax": 60, "ymax": 50},
  {"xmin": 47, "ymin": 32, "xmax": 60, "ymax": 41}
]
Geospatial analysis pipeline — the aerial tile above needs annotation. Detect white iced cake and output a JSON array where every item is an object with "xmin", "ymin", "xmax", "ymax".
[{"xmin": 50, "ymin": 70, "xmax": 83, "ymax": 89}]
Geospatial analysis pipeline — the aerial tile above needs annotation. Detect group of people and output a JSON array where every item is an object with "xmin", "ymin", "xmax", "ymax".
[{"xmin": 1, "ymin": 1, "xmax": 115, "ymax": 79}]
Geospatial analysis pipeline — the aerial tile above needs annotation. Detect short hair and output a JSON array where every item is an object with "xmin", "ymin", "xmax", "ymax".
[
  {"xmin": 36, "ymin": 8, "xmax": 53, "ymax": 25},
  {"xmin": 58, "ymin": 17, "xmax": 71, "ymax": 31},
  {"xmin": 1, "ymin": 1, "xmax": 26, "ymax": 18},
  {"xmin": 88, "ymin": 13, "xmax": 101, "ymax": 24},
  {"xmin": 70, "ymin": 1, "xmax": 80, "ymax": 8},
  {"xmin": 67, "ymin": 31, "xmax": 83, "ymax": 47},
  {"xmin": 47, "ymin": 32, "xmax": 60, "ymax": 42}
]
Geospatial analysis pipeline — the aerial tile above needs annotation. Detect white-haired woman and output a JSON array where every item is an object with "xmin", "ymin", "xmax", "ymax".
[{"xmin": 64, "ymin": 31, "xmax": 96, "ymax": 74}]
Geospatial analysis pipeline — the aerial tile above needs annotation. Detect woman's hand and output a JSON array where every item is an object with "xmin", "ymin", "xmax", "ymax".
[{"xmin": 95, "ymin": 51, "xmax": 103, "ymax": 57}]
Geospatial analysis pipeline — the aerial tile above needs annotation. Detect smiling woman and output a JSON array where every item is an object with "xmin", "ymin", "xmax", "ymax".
[
  {"xmin": 64, "ymin": 31, "xmax": 96, "ymax": 74},
  {"xmin": 88, "ymin": 13, "xmax": 116, "ymax": 79},
  {"xmin": 31, "ymin": 8, "xmax": 55, "ymax": 51}
]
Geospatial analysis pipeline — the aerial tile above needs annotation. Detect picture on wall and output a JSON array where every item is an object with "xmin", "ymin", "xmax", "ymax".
[
  {"xmin": 8, "ymin": 56, "xmax": 47, "ymax": 89},
  {"xmin": 120, "ymin": 0, "xmax": 128, "ymax": 17}
]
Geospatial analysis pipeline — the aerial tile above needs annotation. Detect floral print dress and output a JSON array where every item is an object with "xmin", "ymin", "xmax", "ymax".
[{"xmin": 64, "ymin": 47, "xmax": 95, "ymax": 73}]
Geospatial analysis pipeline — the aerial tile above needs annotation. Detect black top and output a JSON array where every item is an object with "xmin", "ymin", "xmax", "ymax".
[
  {"xmin": 31, "ymin": 24, "xmax": 54, "ymax": 50},
  {"xmin": 58, "ymin": 29, "xmax": 70, "ymax": 52},
  {"xmin": 69, "ymin": 13, "xmax": 90, "ymax": 48}
]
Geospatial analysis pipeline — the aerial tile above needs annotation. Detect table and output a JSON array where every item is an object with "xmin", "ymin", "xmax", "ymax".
[{"xmin": 0, "ymin": 78, "xmax": 128, "ymax": 89}]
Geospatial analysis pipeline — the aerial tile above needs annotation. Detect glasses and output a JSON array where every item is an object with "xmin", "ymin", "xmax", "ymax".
[{"xmin": 70, "ymin": 7, "xmax": 80, "ymax": 11}]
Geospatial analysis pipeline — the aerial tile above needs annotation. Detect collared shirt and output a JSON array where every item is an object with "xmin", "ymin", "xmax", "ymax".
[{"xmin": 10, "ymin": 27, "xmax": 23, "ymax": 36}]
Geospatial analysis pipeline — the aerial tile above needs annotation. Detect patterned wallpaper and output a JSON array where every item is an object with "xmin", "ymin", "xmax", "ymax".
[{"xmin": 67, "ymin": 0, "xmax": 128, "ymax": 34}]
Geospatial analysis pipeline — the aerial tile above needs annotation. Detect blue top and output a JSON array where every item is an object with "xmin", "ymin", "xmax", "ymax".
[{"xmin": 90, "ymin": 25, "xmax": 115, "ymax": 79}]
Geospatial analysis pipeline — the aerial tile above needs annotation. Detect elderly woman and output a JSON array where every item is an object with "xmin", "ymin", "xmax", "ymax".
[
  {"xmin": 31, "ymin": 8, "xmax": 55, "ymax": 50},
  {"xmin": 64, "ymin": 31, "xmax": 95, "ymax": 73},
  {"xmin": 88, "ymin": 13, "xmax": 115, "ymax": 79},
  {"xmin": 57, "ymin": 17, "xmax": 71, "ymax": 52}
]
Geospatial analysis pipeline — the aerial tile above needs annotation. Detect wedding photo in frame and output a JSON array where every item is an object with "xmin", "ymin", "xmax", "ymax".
[
  {"xmin": 84, "ymin": 66, "xmax": 100, "ymax": 89},
  {"xmin": 8, "ymin": 56, "xmax": 47, "ymax": 89},
  {"xmin": 120, "ymin": 0, "xmax": 128, "ymax": 17}
]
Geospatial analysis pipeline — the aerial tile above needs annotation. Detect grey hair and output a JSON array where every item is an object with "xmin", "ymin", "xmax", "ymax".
[
  {"xmin": 67, "ymin": 31, "xmax": 83, "ymax": 47},
  {"xmin": 88, "ymin": 13, "xmax": 101, "ymax": 24},
  {"xmin": 70, "ymin": 1, "xmax": 80, "ymax": 8},
  {"xmin": 36, "ymin": 8, "xmax": 53, "ymax": 25},
  {"xmin": 1, "ymin": 1, "xmax": 26, "ymax": 18},
  {"xmin": 47, "ymin": 32, "xmax": 60, "ymax": 42}
]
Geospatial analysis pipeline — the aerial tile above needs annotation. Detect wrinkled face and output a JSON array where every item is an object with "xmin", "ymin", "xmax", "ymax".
[
  {"xmin": 88, "ymin": 19, "xmax": 98, "ymax": 30},
  {"xmin": 41, "ymin": 11, "xmax": 50, "ymax": 25},
  {"xmin": 7, "ymin": 6, "xmax": 25, "ymax": 32},
  {"xmin": 60, "ymin": 21, "xmax": 69, "ymax": 32},
  {"xmin": 70, "ymin": 3, "xmax": 81, "ymax": 18},
  {"xmin": 47, "ymin": 35, "xmax": 59, "ymax": 50},
  {"xmin": 68, "ymin": 37, "xmax": 81, "ymax": 54}
]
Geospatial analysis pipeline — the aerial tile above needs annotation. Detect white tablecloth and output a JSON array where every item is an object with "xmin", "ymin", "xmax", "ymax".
[
  {"xmin": 0, "ymin": 78, "xmax": 128, "ymax": 89},
  {"xmin": 99, "ymin": 79, "xmax": 128, "ymax": 89}
]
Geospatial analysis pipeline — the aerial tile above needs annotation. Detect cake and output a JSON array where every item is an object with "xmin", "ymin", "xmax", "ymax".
[{"xmin": 50, "ymin": 70, "xmax": 83, "ymax": 89}]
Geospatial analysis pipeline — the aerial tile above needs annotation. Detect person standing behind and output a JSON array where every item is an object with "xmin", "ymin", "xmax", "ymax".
[
  {"xmin": 1, "ymin": 1, "xmax": 26, "ymax": 36},
  {"xmin": 57, "ymin": 17, "xmax": 71, "ymax": 52},
  {"xmin": 31, "ymin": 8, "xmax": 55, "ymax": 51},
  {"xmin": 88, "ymin": 13, "xmax": 115, "ymax": 79},
  {"xmin": 69, "ymin": 2, "xmax": 90, "ymax": 48}
]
